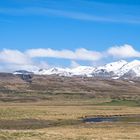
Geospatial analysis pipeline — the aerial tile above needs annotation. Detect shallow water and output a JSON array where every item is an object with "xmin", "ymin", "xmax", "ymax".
[
  {"xmin": 83, "ymin": 117, "xmax": 118, "ymax": 123},
  {"xmin": 83, "ymin": 115, "xmax": 140, "ymax": 123}
]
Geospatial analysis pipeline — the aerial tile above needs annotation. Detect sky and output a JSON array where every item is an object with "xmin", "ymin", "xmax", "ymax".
[{"xmin": 1, "ymin": 0, "xmax": 140, "ymax": 72}]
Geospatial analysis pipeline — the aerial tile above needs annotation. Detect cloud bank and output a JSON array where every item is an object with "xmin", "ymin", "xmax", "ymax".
[
  {"xmin": 26, "ymin": 48, "xmax": 102, "ymax": 61},
  {"xmin": 108, "ymin": 44, "xmax": 140, "ymax": 58},
  {"xmin": 0, "ymin": 49, "xmax": 31, "ymax": 65},
  {"xmin": 0, "ymin": 44, "xmax": 140, "ymax": 72}
]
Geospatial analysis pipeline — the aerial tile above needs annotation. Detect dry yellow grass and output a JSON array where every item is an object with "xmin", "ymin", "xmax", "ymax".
[
  {"xmin": 1, "ymin": 123, "xmax": 140, "ymax": 140},
  {"xmin": 0, "ymin": 103, "xmax": 139, "ymax": 140}
]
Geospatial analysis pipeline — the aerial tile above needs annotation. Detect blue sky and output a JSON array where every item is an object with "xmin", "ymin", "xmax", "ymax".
[{"xmin": 1, "ymin": 0, "xmax": 140, "ymax": 71}]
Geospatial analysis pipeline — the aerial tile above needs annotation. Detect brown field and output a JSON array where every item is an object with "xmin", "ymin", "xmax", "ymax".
[{"xmin": 0, "ymin": 73, "xmax": 140, "ymax": 140}]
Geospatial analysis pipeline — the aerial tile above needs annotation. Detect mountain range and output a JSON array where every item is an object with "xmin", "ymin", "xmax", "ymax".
[{"xmin": 13, "ymin": 60, "xmax": 140, "ymax": 79}]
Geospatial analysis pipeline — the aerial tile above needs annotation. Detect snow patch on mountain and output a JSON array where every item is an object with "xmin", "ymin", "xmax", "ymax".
[
  {"xmin": 116, "ymin": 60, "xmax": 140, "ymax": 76},
  {"xmin": 70, "ymin": 66, "xmax": 94, "ymax": 76},
  {"xmin": 94, "ymin": 60, "xmax": 127, "ymax": 73}
]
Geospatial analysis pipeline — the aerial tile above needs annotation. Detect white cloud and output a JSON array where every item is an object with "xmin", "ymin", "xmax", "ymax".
[
  {"xmin": 70, "ymin": 61, "xmax": 80, "ymax": 68},
  {"xmin": 0, "ymin": 48, "xmax": 102, "ymax": 72},
  {"xmin": 0, "ymin": 7, "xmax": 140, "ymax": 24},
  {"xmin": 26, "ymin": 48, "xmax": 102, "ymax": 61},
  {"xmin": 0, "ymin": 64, "xmax": 39, "ymax": 72},
  {"xmin": 36, "ymin": 61, "xmax": 49, "ymax": 69},
  {"xmin": 107, "ymin": 44, "xmax": 140, "ymax": 58},
  {"xmin": 0, "ymin": 49, "xmax": 31, "ymax": 65},
  {"xmin": 1, "ymin": 45, "xmax": 140, "ymax": 72}
]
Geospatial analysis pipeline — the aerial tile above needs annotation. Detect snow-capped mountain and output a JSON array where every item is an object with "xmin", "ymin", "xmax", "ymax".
[
  {"xmin": 13, "ymin": 60, "xmax": 140, "ymax": 79},
  {"xmin": 92, "ymin": 60, "xmax": 127, "ymax": 78},
  {"xmin": 94, "ymin": 60, "xmax": 127, "ymax": 73},
  {"xmin": 36, "ymin": 67, "xmax": 72, "ymax": 77},
  {"xmin": 34, "ymin": 66, "xmax": 94, "ymax": 77},
  {"xmin": 70, "ymin": 66, "xmax": 94, "ymax": 77},
  {"xmin": 13, "ymin": 70, "xmax": 33, "ymax": 75},
  {"xmin": 116, "ymin": 60, "xmax": 140, "ymax": 77}
]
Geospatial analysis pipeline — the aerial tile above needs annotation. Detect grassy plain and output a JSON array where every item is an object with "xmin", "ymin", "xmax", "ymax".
[{"xmin": 0, "ymin": 74, "xmax": 140, "ymax": 140}]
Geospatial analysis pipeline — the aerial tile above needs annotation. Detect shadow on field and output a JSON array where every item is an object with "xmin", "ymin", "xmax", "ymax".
[{"xmin": 0, "ymin": 119, "xmax": 81, "ymax": 130}]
